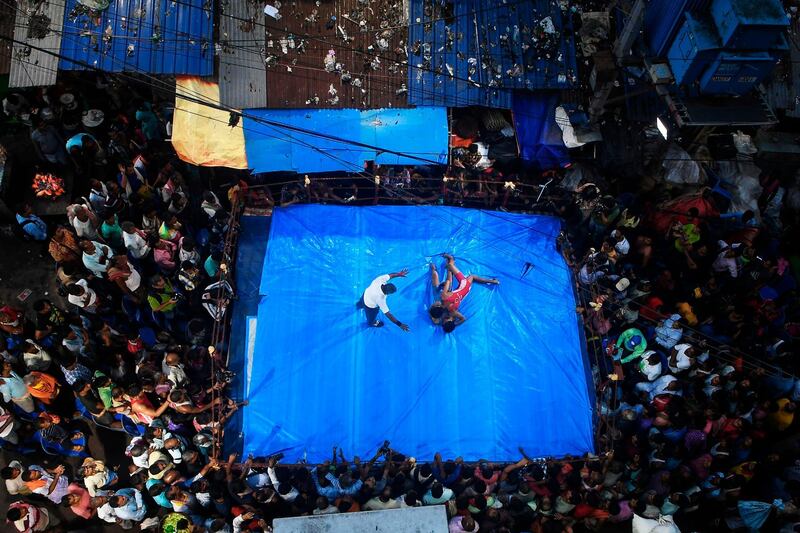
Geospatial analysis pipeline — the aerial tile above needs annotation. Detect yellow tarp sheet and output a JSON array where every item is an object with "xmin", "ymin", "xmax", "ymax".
[{"xmin": 172, "ymin": 76, "xmax": 248, "ymax": 169}]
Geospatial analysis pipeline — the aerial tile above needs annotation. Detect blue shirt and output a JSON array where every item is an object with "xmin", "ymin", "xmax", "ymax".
[
  {"xmin": 113, "ymin": 488, "xmax": 147, "ymax": 521},
  {"xmin": 655, "ymin": 314, "xmax": 684, "ymax": 350},
  {"xmin": 0, "ymin": 371, "xmax": 28, "ymax": 401},
  {"xmin": 66, "ymin": 133, "xmax": 96, "ymax": 153},
  {"xmin": 145, "ymin": 479, "xmax": 172, "ymax": 509},
  {"xmin": 15, "ymin": 214, "xmax": 47, "ymax": 241}
]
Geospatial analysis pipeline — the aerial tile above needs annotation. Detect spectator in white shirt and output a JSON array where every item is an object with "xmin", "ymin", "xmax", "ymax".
[
  {"xmin": 712, "ymin": 240, "xmax": 740, "ymax": 278},
  {"xmin": 636, "ymin": 374, "xmax": 682, "ymax": 401},
  {"xmin": 66, "ymin": 280, "xmax": 99, "ymax": 313},
  {"xmin": 121, "ymin": 222, "xmax": 151, "ymax": 259},
  {"xmin": 1, "ymin": 460, "xmax": 31, "ymax": 496},
  {"xmin": 638, "ymin": 351, "xmax": 662, "ymax": 381},
  {"xmin": 611, "ymin": 229, "xmax": 630, "ymax": 255},
  {"xmin": 669, "ymin": 343, "xmax": 697, "ymax": 374}
]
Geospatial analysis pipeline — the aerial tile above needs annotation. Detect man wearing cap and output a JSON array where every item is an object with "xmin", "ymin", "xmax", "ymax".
[
  {"xmin": 614, "ymin": 327, "xmax": 647, "ymax": 364},
  {"xmin": 358, "ymin": 269, "xmax": 410, "ymax": 331}
]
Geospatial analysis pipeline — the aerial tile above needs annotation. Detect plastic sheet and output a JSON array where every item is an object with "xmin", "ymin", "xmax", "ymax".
[
  {"xmin": 171, "ymin": 77, "xmax": 248, "ymax": 169},
  {"xmin": 242, "ymin": 108, "xmax": 449, "ymax": 174},
  {"xmin": 241, "ymin": 205, "xmax": 594, "ymax": 462}
]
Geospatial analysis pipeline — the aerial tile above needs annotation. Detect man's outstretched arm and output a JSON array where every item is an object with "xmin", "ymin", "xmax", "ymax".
[
  {"xmin": 385, "ymin": 312, "xmax": 410, "ymax": 332},
  {"xmin": 388, "ymin": 268, "xmax": 409, "ymax": 279}
]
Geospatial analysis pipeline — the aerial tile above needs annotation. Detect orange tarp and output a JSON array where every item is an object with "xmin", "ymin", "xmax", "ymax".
[{"xmin": 172, "ymin": 76, "xmax": 248, "ymax": 169}]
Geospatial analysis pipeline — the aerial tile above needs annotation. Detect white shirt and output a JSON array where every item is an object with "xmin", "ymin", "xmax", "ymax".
[
  {"xmin": 97, "ymin": 502, "xmax": 117, "ymax": 523},
  {"xmin": 363, "ymin": 274, "xmax": 391, "ymax": 313},
  {"xmin": 615, "ymin": 236, "xmax": 630, "ymax": 255},
  {"xmin": 267, "ymin": 466, "xmax": 299, "ymax": 501},
  {"xmin": 669, "ymin": 343, "xmax": 694, "ymax": 373},
  {"xmin": 123, "ymin": 231, "xmax": 150, "ymax": 259},
  {"xmin": 73, "ymin": 217, "xmax": 99, "ymax": 240},
  {"xmin": 4, "ymin": 460, "xmax": 26, "ymax": 495},
  {"xmin": 638, "ymin": 351, "xmax": 662, "ymax": 381},
  {"xmin": 67, "ymin": 279, "xmax": 97, "ymax": 310}
]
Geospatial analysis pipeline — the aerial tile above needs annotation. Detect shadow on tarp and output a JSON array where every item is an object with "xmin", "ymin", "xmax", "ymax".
[{"xmin": 225, "ymin": 215, "xmax": 271, "ymax": 456}]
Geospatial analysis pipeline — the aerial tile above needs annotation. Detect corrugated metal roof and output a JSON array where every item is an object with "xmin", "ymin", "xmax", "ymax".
[
  {"xmin": 59, "ymin": 0, "xmax": 213, "ymax": 75},
  {"xmin": 259, "ymin": 0, "xmax": 409, "ymax": 109},
  {"xmin": 9, "ymin": 0, "xmax": 65, "ymax": 87},
  {"xmin": 762, "ymin": 18, "xmax": 800, "ymax": 118},
  {"xmin": 406, "ymin": 0, "xmax": 577, "ymax": 109},
  {"xmin": 218, "ymin": 0, "xmax": 267, "ymax": 109},
  {"xmin": 0, "ymin": 1, "xmax": 15, "ymax": 75}
]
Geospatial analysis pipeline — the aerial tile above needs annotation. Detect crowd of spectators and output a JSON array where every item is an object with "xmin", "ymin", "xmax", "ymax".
[{"xmin": 2, "ymin": 75, "xmax": 800, "ymax": 533}]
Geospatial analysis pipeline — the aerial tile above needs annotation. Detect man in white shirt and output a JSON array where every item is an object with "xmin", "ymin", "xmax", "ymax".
[
  {"xmin": 2, "ymin": 460, "xmax": 30, "ymax": 495},
  {"xmin": 358, "ymin": 269, "xmax": 410, "ymax": 331},
  {"xmin": 638, "ymin": 351, "xmax": 662, "ymax": 382},
  {"xmin": 669, "ymin": 343, "xmax": 696, "ymax": 374},
  {"xmin": 121, "ymin": 222, "xmax": 151, "ymax": 259},
  {"xmin": 712, "ymin": 240, "xmax": 740, "ymax": 278},
  {"xmin": 611, "ymin": 229, "xmax": 630, "ymax": 255},
  {"xmin": 66, "ymin": 279, "xmax": 99, "ymax": 313}
]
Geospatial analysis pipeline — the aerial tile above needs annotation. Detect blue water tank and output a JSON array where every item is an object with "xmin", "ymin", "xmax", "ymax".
[
  {"xmin": 668, "ymin": 14, "xmax": 721, "ymax": 86},
  {"xmin": 710, "ymin": 0, "xmax": 788, "ymax": 49},
  {"xmin": 644, "ymin": 0, "xmax": 712, "ymax": 57},
  {"xmin": 698, "ymin": 51, "xmax": 777, "ymax": 95}
]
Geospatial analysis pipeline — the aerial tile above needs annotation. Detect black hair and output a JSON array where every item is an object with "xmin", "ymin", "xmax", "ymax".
[
  {"xmin": 443, "ymin": 320, "xmax": 456, "ymax": 333},
  {"xmin": 6, "ymin": 508, "xmax": 23, "ymax": 521},
  {"xmin": 608, "ymin": 500, "xmax": 621, "ymax": 515},
  {"xmin": 148, "ymin": 482, "xmax": 166, "ymax": 496},
  {"xmin": 32, "ymin": 299, "xmax": 48, "ymax": 313},
  {"xmin": 381, "ymin": 283, "xmax": 397, "ymax": 295},
  {"xmin": 337, "ymin": 499, "xmax": 353, "ymax": 512},
  {"xmin": 65, "ymin": 284, "xmax": 83, "ymax": 296},
  {"xmin": 431, "ymin": 482, "xmax": 444, "ymax": 498},
  {"xmin": 429, "ymin": 304, "xmax": 444, "ymax": 319},
  {"xmin": 72, "ymin": 379, "xmax": 89, "ymax": 393},
  {"xmin": 0, "ymin": 467, "xmax": 16, "ymax": 480}
]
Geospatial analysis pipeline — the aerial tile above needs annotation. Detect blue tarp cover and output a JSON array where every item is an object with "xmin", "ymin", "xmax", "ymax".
[
  {"xmin": 407, "ymin": 0, "xmax": 577, "ymax": 108},
  {"xmin": 241, "ymin": 205, "xmax": 594, "ymax": 462},
  {"xmin": 59, "ymin": 0, "xmax": 213, "ymax": 75},
  {"xmin": 512, "ymin": 93, "xmax": 570, "ymax": 170},
  {"xmin": 243, "ymin": 108, "xmax": 449, "ymax": 174}
]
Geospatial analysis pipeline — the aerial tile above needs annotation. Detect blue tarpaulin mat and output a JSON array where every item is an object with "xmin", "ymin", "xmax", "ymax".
[
  {"xmin": 243, "ymin": 108, "xmax": 449, "ymax": 174},
  {"xmin": 512, "ymin": 93, "xmax": 570, "ymax": 170},
  {"xmin": 241, "ymin": 205, "xmax": 593, "ymax": 462}
]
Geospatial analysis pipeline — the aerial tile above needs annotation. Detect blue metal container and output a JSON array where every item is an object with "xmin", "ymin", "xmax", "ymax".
[
  {"xmin": 699, "ymin": 51, "xmax": 777, "ymax": 94},
  {"xmin": 644, "ymin": 0, "xmax": 712, "ymax": 57},
  {"xmin": 710, "ymin": 0, "xmax": 788, "ymax": 49},
  {"xmin": 668, "ymin": 14, "xmax": 721, "ymax": 86}
]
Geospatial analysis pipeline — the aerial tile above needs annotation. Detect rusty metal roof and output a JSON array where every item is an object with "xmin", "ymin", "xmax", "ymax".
[
  {"xmin": 219, "ymin": 0, "xmax": 268, "ymax": 109},
  {"xmin": 9, "ymin": 0, "xmax": 65, "ymax": 88},
  {"xmin": 257, "ymin": 0, "xmax": 410, "ymax": 109}
]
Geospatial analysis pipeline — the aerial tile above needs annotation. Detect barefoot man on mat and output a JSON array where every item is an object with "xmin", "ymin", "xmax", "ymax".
[
  {"xmin": 430, "ymin": 254, "xmax": 499, "ymax": 333},
  {"xmin": 358, "ymin": 269, "xmax": 411, "ymax": 331}
]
